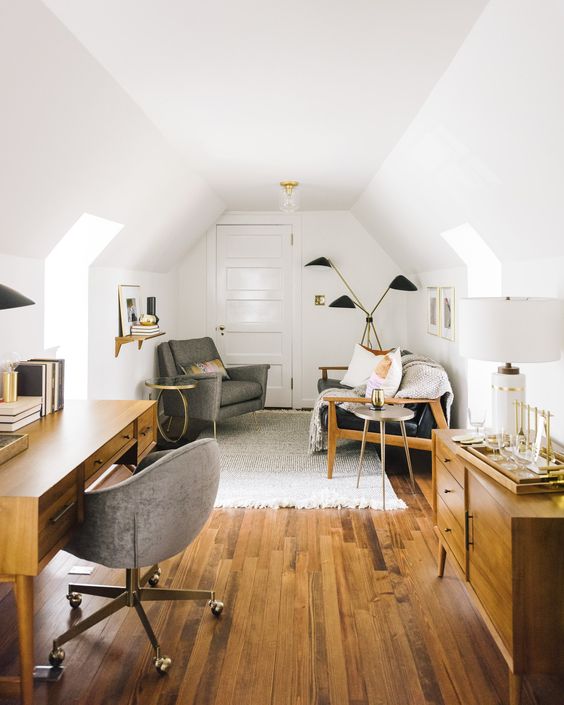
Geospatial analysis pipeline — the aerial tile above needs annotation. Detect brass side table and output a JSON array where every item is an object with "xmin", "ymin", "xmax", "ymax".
[
  {"xmin": 351, "ymin": 404, "xmax": 416, "ymax": 509},
  {"xmin": 145, "ymin": 376, "xmax": 198, "ymax": 443}
]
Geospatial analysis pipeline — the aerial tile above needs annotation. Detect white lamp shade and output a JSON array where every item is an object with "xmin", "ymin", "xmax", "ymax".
[{"xmin": 459, "ymin": 297, "xmax": 563, "ymax": 363}]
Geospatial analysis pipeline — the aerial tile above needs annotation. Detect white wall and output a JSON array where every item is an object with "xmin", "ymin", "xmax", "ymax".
[
  {"xmin": 175, "ymin": 211, "xmax": 408, "ymax": 408},
  {"xmin": 88, "ymin": 267, "xmax": 177, "ymax": 401}
]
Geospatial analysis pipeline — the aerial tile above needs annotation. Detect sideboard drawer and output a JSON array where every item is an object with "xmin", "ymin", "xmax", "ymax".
[
  {"xmin": 435, "ymin": 436, "xmax": 464, "ymax": 486},
  {"xmin": 436, "ymin": 494, "xmax": 465, "ymax": 571},
  {"xmin": 38, "ymin": 471, "xmax": 79, "ymax": 560},
  {"xmin": 137, "ymin": 407, "xmax": 156, "ymax": 455},
  {"xmin": 435, "ymin": 460, "xmax": 464, "ymax": 529},
  {"xmin": 84, "ymin": 422, "xmax": 135, "ymax": 480}
]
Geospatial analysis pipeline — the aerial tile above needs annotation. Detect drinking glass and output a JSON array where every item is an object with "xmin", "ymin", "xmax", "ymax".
[
  {"xmin": 468, "ymin": 407, "xmax": 486, "ymax": 438},
  {"xmin": 484, "ymin": 429, "xmax": 503, "ymax": 460},
  {"xmin": 508, "ymin": 434, "xmax": 534, "ymax": 473}
]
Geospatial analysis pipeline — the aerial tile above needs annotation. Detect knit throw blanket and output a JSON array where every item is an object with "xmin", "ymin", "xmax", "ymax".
[{"xmin": 308, "ymin": 354, "xmax": 454, "ymax": 452}]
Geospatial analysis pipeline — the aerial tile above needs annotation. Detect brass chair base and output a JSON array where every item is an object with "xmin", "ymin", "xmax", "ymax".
[{"xmin": 49, "ymin": 565, "xmax": 223, "ymax": 674}]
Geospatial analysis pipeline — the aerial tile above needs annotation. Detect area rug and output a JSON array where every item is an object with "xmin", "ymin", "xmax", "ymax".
[{"xmin": 203, "ymin": 410, "xmax": 407, "ymax": 510}]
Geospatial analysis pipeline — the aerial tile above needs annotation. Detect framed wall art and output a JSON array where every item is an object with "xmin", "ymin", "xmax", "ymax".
[
  {"xmin": 427, "ymin": 287, "xmax": 439, "ymax": 336},
  {"xmin": 118, "ymin": 284, "xmax": 141, "ymax": 336},
  {"xmin": 440, "ymin": 287, "xmax": 455, "ymax": 341}
]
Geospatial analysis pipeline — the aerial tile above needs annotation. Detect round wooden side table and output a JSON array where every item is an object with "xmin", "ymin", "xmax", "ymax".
[
  {"xmin": 351, "ymin": 404, "xmax": 416, "ymax": 509},
  {"xmin": 145, "ymin": 376, "xmax": 198, "ymax": 443}
]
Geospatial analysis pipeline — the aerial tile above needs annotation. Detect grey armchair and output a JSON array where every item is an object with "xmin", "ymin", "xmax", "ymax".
[
  {"xmin": 48, "ymin": 439, "xmax": 222, "ymax": 674},
  {"xmin": 158, "ymin": 337, "xmax": 270, "ymax": 436}
]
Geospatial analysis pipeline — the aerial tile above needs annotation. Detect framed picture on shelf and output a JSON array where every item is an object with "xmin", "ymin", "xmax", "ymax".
[
  {"xmin": 440, "ymin": 287, "xmax": 455, "ymax": 341},
  {"xmin": 118, "ymin": 285, "xmax": 141, "ymax": 336},
  {"xmin": 427, "ymin": 287, "xmax": 439, "ymax": 336}
]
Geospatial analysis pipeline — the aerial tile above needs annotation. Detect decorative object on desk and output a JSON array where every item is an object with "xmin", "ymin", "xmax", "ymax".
[
  {"xmin": 427, "ymin": 286, "xmax": 439, "ymax": 335},
  {"xmin": 0, "ymin": 433, "xmax": 29, "ymax": 466},
  {"xmin": 28, "ymin": 359, "xmax": 65, "ymax": 412},
  {"xmin": 370, "ymin": 388, "xmax": 385, "ymax": 409},
  {"xmin": 18, "ymin": 360, "xmax": 65, "ymax": 416},
  {"xmin": 364, "ymin": 348, "xmax": 402, "ymax": 400},
  {"xmin": 279, "ymin": 180, "xmax": 300, "ymax": 212},
  {"xmin": 1, "ymin": 352, "xmax": 21, "ymax": 403},
  {"xmin": 0, "ymin": 396, "xmax": 41, "ymax": 431},
  {"xmin": 439, "ymin": 287, "xmax": 455, "ymax": 341},
  {"xmin": 139, "ymin": 313, "xmax": 157, "ymax": 325},
  {"xmin": 146, "ymin": 296, "xmax": 159, "ymax": 323},
  {"xmin": 459, "ymin": 297, "xmax": 562, "ymax": 434},
  {"xmin": 118, "ymin": 284, "xmax": 142, "ymax": 336},
  {"xmin": 305, "ymin": 257, "xmax": 417, "ymax": 348}
]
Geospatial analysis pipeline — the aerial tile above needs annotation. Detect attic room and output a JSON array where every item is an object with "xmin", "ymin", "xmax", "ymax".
[{"xmin": 0, "ymin": 1, "xmax": 563, "ymax": 704}]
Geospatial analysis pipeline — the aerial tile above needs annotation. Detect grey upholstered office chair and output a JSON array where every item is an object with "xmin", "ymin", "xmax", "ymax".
[
  {"xmin": 158, "ymin": 337, "xmax": 269, "ymax": 437},
  {"xmin": 48, "ymin": 439, "xmax": 222, "ymax": 674}
]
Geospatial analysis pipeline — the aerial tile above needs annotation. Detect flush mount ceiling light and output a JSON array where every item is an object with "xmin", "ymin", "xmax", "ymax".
[{"xmin": 279, "ymin": 180, "xmax": 300, "ymax": 212}]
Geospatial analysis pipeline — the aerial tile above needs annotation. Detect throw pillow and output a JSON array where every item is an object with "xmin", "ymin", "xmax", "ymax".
[
  {"xmin": 365, "ymin": 348, "xmax": 402, "ymax": 399},
  {"xmin": 341, "ymin": 344, "xmax": 388, "ymax": 387},
  {"xmin": 180, "ymin": 358, "xmax": 230, "ymax": 379}
]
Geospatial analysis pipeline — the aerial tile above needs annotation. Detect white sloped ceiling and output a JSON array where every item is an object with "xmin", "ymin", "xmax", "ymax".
[
  {"xmin": 353, "ymin": 0, "xmax": 564, "ymax": 273},
  {"xmin": 0, "ymin": 0, "xmax": 224, "ymax": 272}
]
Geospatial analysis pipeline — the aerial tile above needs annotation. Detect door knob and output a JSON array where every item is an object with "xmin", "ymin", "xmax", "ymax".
[{"xmin": 218, "ymin": 325, "xmax": 225, "ymax": 336}]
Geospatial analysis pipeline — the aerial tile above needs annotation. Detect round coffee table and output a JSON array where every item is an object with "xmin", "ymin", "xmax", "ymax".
[
  {"xmin": 351, "ymin": 404, "xmax": 416, "ymax": 509},
  {"xmin": 145, "ymin": 376, "xmax": 198, "ymax": 443}
]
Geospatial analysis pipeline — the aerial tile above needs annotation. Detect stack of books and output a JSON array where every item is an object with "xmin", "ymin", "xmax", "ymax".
[
  {"xmin": 17, "ymin": 359, "xmax": 65, "ymax": 416},
  {"xmin": 0, "ymin": 396, "xmax": 42, "ymax": 431},
  {"xmin": 130, "ymin": 324, "xmax": 161, "ymax": 336}
]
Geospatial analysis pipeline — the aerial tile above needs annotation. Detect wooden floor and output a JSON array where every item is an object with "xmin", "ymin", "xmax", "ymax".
[{"xmin": 0, "ymin": 468, "xmax": 562, "ymax": 705}]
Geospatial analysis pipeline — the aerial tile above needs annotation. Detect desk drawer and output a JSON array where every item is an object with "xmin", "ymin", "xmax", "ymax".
[
  {"xmin": 85, "ymin": 422, "xmax": 135, "ymax": 480},
  {"xmin": 38, "ymin": 471, "xmax": 78, "ymax": 560},
  {"xmin": 137, "ymin": 407, "xmax": 156, "ymax": 455},
  {"xmin": 435, "ymin": 437, "xmax": 464, "ymax": 486},
  {"xmin": 436, "ymin": 495, "xmax": 465, "ymax": 571},
  {"xmin": 436, "ymin": 460, "xmax": 464, "ymax": 529}
]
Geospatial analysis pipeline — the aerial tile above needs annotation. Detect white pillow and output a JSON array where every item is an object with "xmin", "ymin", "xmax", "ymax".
[
  {"xmin": 365, "ymin": 347, "xmax": 403, "ymax": 398},
  {"xmin": 341, "ymin": 344, "xmax": 384, "ymax": 387}
]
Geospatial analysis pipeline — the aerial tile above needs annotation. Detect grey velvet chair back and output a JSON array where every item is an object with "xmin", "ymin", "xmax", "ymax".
[
  {"xmin": 168, "ymin": 337, "xmax": 222, "ymax": 372},
  {"xmin": 66, "ymin": 439, "xmax": 220, "ymax": 569}
]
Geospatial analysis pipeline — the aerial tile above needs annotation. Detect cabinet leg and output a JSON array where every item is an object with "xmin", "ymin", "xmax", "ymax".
[
  {"xmin": 15, "ymin": 575, "xmax": 34, "ymax": 705},
  {"xmin": 509, "ymin": 673, "xmax": 522, "ymax": 705},
  {"xmin": 437, "ymin": 541, "xmax": 447, "ymax": 577}
]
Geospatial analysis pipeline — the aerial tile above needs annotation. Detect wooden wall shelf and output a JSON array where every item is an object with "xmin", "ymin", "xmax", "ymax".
[{"xmin": 114, "ymin": 332, "xmax": 166, "ymax": 357}]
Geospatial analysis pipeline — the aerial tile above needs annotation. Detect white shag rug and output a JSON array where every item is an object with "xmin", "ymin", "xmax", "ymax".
[{"xmin": 205, "ymin": 410, "xmax": 407, "ymax": 510}]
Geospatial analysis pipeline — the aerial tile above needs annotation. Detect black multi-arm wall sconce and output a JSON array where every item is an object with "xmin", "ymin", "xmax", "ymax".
[{"xmin": 304, "ymin": 257, "xmax": 417, "ymax": 348}]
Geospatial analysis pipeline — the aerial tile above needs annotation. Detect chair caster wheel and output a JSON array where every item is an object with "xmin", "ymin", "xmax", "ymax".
[
  {"xmin": 66, "ymin": 592, "xmax": 82, "ymax": 609},
  {"xmin": 154, "ymin": 655, "xmax": 172, "ymax": 674},
  {"xmin": 209, "ymin": 600, "xmax": 224, "ymax": 616},
  {"xmin": 148, "ymin": 569, "xmax": 161, "ymax": 587},
  {"xmin": 49, "ymin": 647, "xmax": 65, "ymax": 667}
]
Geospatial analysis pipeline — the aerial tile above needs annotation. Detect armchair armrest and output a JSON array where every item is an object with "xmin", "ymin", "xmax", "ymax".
[
  {"xmin": 319, "ymin": 365, "xmax": 347, "ymax": 381},
  {"xmin": 227, "ymin": 364, "xmax": 270, "ymax": 407}
]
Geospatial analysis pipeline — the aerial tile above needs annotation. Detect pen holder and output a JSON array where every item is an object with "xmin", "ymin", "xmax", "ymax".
[{"xmin": 2, "ymin": 371, "xmax": 18, "ymax": 403}]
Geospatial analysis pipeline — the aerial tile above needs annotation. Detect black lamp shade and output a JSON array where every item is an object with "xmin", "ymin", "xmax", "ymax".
[
  {"xmin": 305, "ymin": 256, "xmax": 332, "ymax": 268},
  {"xmin": 0, "ymin": 284, "xmax": 35, "ymax": 310},
  {"xmin": 389, "ymin": 275, "xmax": 417, "ymax": 292},
  {"xmin": 329, "ymin": 295, "xmax": 356, "ymax": 309}
]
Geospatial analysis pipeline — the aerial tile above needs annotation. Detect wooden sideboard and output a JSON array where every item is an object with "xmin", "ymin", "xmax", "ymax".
[
  {"xmin": 432, "ymin": 430, "xmax": 564, "ymax": 705},
  {"xmin": 0, "ymin": 399, "xmax": 157, "ymax": 705}
]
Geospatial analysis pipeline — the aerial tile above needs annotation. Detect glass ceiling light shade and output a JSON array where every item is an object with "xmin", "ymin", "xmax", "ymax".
[
  {"xmin": 0, "ymin": 283, "xmax": 35, "ymax": 310},
  {"xmin": 304, "ymin": 256, "xmax": 418, "ymax": 348},
  {"xmin": 459, "ymin": 297, "xmax": 563, "ymax": 433},
  {"xmin": 279, "ymin": 181, "xmax": 300, "ymax": 212}
]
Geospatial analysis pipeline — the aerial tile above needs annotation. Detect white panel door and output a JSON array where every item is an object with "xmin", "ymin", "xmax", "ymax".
[{"xmin": 216, "ymin": 224, "xmax": 293, "ymax": 407}]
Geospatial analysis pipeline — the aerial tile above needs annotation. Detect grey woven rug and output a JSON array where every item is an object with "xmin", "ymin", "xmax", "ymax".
[{"xmin": 205, "ymin": 410, "xmax": 406, "ymax": 510}]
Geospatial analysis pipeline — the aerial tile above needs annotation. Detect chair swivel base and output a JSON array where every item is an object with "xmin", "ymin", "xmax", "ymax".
[{"xmin": 49, "ymin": 564, "xmax": 224, "ymax": 674}]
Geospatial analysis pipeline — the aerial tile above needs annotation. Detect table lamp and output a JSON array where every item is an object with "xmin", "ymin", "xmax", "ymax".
[
  {"xmin": 459, "ymin": 297, "xmax": 562, "ymax": 433},
  {"xmin": 305, "ymin": 257, "xmax": 417, "ymax": 348},
  {"xmin": 0, "ymin": 283, "xmax": 35, "ymax": 402}
]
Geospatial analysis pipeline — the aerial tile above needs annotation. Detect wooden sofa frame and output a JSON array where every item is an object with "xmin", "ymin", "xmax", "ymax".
[{"xmin": 319, "ymin": 366, "xmax": 448, "ymax": 479}]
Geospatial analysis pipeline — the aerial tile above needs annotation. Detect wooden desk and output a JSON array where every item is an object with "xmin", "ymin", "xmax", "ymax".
[
  {"xmin": 0, "ymin": 399, "xmax": 157, "ymax": 705},
  {"xmin": 432, "ymin": 430, "xmax": 564, "ymax": 705}
]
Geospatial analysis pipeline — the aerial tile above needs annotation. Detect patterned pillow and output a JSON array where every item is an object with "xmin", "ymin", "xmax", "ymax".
[
  {"xmin": 365, "ymin": 348, "xmax": 402, "ymax": 399},
  {"xmin": 181, "ymin": 359, "xmax": 230, "ymax": 379}
]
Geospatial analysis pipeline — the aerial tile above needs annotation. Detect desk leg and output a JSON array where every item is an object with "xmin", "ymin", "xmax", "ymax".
[
  {"xmin": 15, "ymin": 575, "xmax": 34, "ymax": 705},
  {"xmin": 381, "ymin": 421, "xmax": 386, "ymax": 511}
]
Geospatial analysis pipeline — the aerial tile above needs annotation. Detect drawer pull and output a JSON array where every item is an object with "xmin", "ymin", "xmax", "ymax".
[
  {"xmin": 94, "ymin": 459, "xmax": 103, "ymax": 466},
  {"xmin": 49, "ymin": 502, "xmax": 76, "ymax": 524},
  {"xmin": 122, "ymin": 434, "xmax": 131, "ymax": 440},
  {"xmin": 443, "ymin": 488, "xmax": 453, "ymax": 494},
  {"xmin": 442, "ymin": 458, "xmax": 451, "ymax": 464},
  {"xmin": 465, "ymin": 512, "xmax": 474, "ymax": 549},
  {"xmin": 140, "ymin": 427, "xmax": 151, "ymax": 437},
  {"xmin": 442, "ymin": 527, "xmax": 452, "ymax": 533}
]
